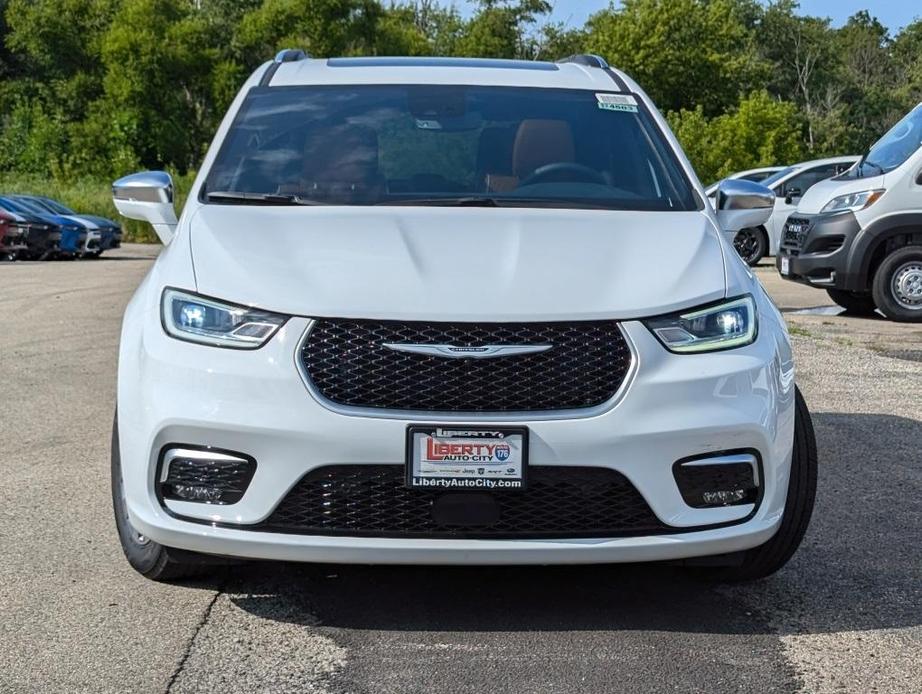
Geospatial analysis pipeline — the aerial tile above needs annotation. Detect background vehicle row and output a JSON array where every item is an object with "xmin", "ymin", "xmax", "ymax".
[{"xmin": 0, "ymin": 194, "xmax": 122, "ymax": 260}]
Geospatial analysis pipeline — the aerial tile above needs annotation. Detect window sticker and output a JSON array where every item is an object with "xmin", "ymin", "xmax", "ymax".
[{"xmin": 596, "ymin": 93, "xmax": 639, "ymax": 113}]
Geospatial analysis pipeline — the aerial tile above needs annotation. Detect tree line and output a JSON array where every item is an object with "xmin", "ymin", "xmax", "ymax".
[{"xmin": 1, "ymin": 0, "xmax": 920, "ymax": 185}]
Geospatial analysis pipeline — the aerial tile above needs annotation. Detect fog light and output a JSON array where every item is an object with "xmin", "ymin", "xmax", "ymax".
[
  {"xmin": 673, "ymin": 452, "xmax": 759, "ymax": 508},
  {"xmin": 160, "ymin": 447, "xmax": 257, "ymax": 505},
  {"xmin": 172, "ymin": 484, "xmax": 225, "ymax": 502},
  {"xmin": 702, "ymin": 489, "xmax": 747, "ymax": 505}
]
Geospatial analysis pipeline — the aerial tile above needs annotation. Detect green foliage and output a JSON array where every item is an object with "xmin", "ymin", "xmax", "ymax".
[
  {"xmin": 5, "ymin": 0, "xmax": 119, "ymax": 80},
  {"xmin": 586, "ymin": 0, "xmax": 768, "ymax": 116},
  {"xmin": 0, "ymin": 0, "xmax": 921, "ymax": 242},
  {"xmin": 0, "ymin": 100, "xmax": 67, "ymax": 174},
  {"xmin": 893, "ymin": 21, "xmax": 922, "ymax": 106},
  {"xmin": 669, "ymin": 91, "xmax": 806, "ymax": 183},
  {"xmin": 100, "ymin": 0, "xmax": 219, "ymax": 172},
  {"xmin": 456, "ymin": 0, "xmax": 551, "ymax": 59},
  {"xmin": 234, "ymin": 0, "xmax": 386, "ymax": 61}
]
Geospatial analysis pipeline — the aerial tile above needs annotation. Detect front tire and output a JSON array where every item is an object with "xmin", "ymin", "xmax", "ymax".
[
  {"xmin": 871, "ymin": 246, "xmax": 922, "ymax": 322},
  {"xmin": 693, "ymin": 386, "xmax": 817, "ymax": 582},
  {"xmin": 733, "ymin": 227, "xmax": 767, "ymax": 266},
  {"xmin": 111, "ymin": 412, "xmax": 210, "ymax": 581},
  {"xmin": 825, "ymin": 288, "xmax": 877, "ymax": 316}
]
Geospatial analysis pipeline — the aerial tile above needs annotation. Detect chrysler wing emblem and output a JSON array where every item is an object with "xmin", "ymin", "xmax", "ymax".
[{"xmin": 383, "ymin": 343, "xmax": 553, "ymax": 359}]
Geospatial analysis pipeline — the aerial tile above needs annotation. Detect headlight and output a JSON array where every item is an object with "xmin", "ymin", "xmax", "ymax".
[
  {"xmin": 161, "ymin": 288, "xmax": 288, "ymax": 349},
  {"xmin": 644, "ymin": 296, "xmax": 757, "ymax": 353},
  {"xmin": 821, "ymin": 189, "xmax": 885, "ymax": 213}
]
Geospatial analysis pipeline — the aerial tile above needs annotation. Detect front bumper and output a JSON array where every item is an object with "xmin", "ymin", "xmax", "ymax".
[
  {"xmin": 777, "ymin": 210, "xmax": 862, "ymax": 290},
  {"xmin": 118, "ymin": 300, "xmax": 796, "ymax": 565},
  {"xmin": 58, "ymin": 228, "xmax": 86, "ymax": 255},
  {"xmin": 81, "ymin": 230, "xmax": 102, "ymax": 254},
  {"xmin": 0, "ymin": 226, "xmax": 28, "ymax": 254}
]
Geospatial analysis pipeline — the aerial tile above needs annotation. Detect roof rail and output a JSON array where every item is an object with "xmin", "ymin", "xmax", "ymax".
[
  {"xmin": 557, "ymin": 54, "xmax": 609, "ymax": 69},
  {"xmin": 260, "ymin": 49, "xmax": 310, "ymax": 87},
  {"xmin": 274, "ymin": 49, "xmax": 309, "ymax": 63}
]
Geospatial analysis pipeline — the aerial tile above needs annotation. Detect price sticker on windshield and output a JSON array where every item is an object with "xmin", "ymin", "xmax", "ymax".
[{"xmin": 596, "ymin": 93, "xmax": 639, "ymax": 113}]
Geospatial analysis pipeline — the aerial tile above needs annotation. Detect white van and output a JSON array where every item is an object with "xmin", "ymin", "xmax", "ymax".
[
  {"xmin": 778, "ymin": 104, "xmax": 922, "ymax": 321},
  {"xmin": 740, "ymin": 157, "xmax": 859, "ymax": 262}
]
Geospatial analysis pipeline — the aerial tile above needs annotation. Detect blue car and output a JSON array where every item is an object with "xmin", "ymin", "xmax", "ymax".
[
  {"xmin": 14, "ymin": 195, "xmax": 122, "ymax": 256},
  {"xmin": 0, "ymin": 196, "xmax": 87, "ymax": 257}
]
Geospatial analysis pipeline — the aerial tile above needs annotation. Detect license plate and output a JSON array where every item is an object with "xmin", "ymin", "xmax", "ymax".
[
  {"xmin": 780, "ymin": 256, "xmax": 790, "ymax": 276},
  {"xmin": 406, "ymin": 426, "xmax": 528, "ymax": 491}
]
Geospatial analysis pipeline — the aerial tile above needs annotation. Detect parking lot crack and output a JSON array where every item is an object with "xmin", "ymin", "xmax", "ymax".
[{"xmin": 164, "ymin": 584, "xmax": 223, "ymax": 694}]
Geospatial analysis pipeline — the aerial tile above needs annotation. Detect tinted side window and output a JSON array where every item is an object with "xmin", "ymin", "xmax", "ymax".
[{"xmin": 782, "ymin": 165, "xmax": 838, "ymax": 196}]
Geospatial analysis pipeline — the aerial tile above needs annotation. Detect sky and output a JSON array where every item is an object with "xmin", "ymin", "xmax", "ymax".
[{"xmin": 457, "ymin": 1, "xmax": 920, "ymax": 33}]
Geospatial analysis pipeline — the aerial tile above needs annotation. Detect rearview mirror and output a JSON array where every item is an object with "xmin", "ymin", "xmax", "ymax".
[
  {"xmin": 112, "ymin": 171, "xmax": 178, "ymax": 245},
  {"xmin": 715, "ymin": 180, "xmax": 774, "ymax": 239},
  {"xmin": 784, "ymin": 187, "xmax": 802, "ymax": 205}
]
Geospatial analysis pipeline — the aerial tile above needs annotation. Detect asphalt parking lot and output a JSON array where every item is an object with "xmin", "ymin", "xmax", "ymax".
[{"xmin": 1, "ymin": 246, "xmax": 920, "ymax": 694}]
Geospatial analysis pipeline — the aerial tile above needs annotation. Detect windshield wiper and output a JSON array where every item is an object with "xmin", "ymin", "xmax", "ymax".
[
  {"xmin": 860, "ymin": 159, "xmax": 885, "ymax": 176},
  {"xmin": 205, "ymin": 191, "xmax": 328, "ymax": 205},
  {"xmin": 856, "ymin": 153, "xmax": 884, "ymax": 178},
  {"xmin": 376, "ymin": 196, "xmax": 501, "ymax": 207},
  {"xmin": 376, "ymin": 196, "xmax": 625, "ymax": 210}
]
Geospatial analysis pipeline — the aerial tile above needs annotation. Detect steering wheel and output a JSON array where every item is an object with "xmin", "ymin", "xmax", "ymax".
[{"xmin": 520, "ymin": 162, "xmax": 607, "ymax": 187}]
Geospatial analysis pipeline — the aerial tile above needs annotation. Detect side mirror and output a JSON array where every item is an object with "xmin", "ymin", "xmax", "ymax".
[
  {"xmin": 715, "ymin": 179, "xmax": 774, "ymax": 239},
  {"xmin": 112, "ymin": 171, "xmax": 178, "ymax": 244},
  {"xmin": 784, "ymin": 187, "xmax": 802, "ymax": 205}
]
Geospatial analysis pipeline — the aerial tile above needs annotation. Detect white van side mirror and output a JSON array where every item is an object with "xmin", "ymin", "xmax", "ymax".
[
  {"xmin": 715, "ymin": 179, "xmax": 774, "ymax": 236},
  {"xmin": 112, "ymin": 171, "xmax": 178, "ymax": 245}
]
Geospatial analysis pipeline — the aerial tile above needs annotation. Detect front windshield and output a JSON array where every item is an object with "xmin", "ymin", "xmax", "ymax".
[
  {"xmin": 848, "ymin": 103, "xmax": 922, "ymax": 178},
  {"xmin": 759, "ymin": 166, "xmax": 798, "ymax": 189},
  {"xmin": 39, "ymin": 198, "xmax": 74, "ymax": 215},
  {"xmin": 11, "ymin": 198, "xmax": 43, "ymax": 213},
  {"xmin": 203, "ymin": 85, "xmax": 697, "ymax": 211},
  {"xmin": 0, "ymin": 198, "xmax": 36, "ymax": 215}
]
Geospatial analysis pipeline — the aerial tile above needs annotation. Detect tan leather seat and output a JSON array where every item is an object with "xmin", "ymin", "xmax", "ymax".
[{"xmin": 512, "ymin": 119, "xmax": 576, "ymax": 180}]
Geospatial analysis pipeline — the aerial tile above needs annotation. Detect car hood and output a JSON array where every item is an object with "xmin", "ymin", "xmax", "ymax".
[
  {"xmin": 795, "ymin": 173, "xmax": 886, "ymax": 214},
  {"xmin": 188, "ymin": 206, "xmax": 727, "ymax": 321},
  {"xmin": 0, "ymin": 210, "xmax": 30, "ymax": 224},
  {"xmin": 26, "ymin": 212, "xmax": 86, "ymax": 230},
  {"xmin": 28, "ymin": 212, "xmax": 65, "ymax": 228},
  {"xmin": 75, "ymin": 214, "xmax": 119, "ymax": 229},
  {"xmin": 55, "ymin": 214, "xmax": 99, "ymax": 229}
]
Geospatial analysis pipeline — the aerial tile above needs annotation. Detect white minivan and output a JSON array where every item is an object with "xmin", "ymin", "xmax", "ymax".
[
  {"xmin": 110, "ymin": 53, "xmax": 816, "ymax": 582},
  {"xmin": 778, "ymin": 103, "xmax": 922, "ymax": 321}
]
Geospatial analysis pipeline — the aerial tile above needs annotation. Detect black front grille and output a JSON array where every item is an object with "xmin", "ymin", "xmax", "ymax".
[
  {"xmin": 301, "ymin": 319, "xmax": 632, "ymax": 412},
  {"xmin": 259, "ymin": 465, "xmax": 668, "ymax": 539}
]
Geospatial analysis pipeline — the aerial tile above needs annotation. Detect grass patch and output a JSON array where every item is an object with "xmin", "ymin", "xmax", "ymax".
[
  {"xmin": 0, "ymin": 172, "xmax": 196, "ymax": 244},
  {"xmin": 787, "ymin": 324, "xmax": 814, "ymax": 338}
]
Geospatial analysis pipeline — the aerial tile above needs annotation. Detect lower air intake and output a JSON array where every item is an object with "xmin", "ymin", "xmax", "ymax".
[{"xmin": 259, "ymin": 464, "xmax": 669, "ymax": 539}]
